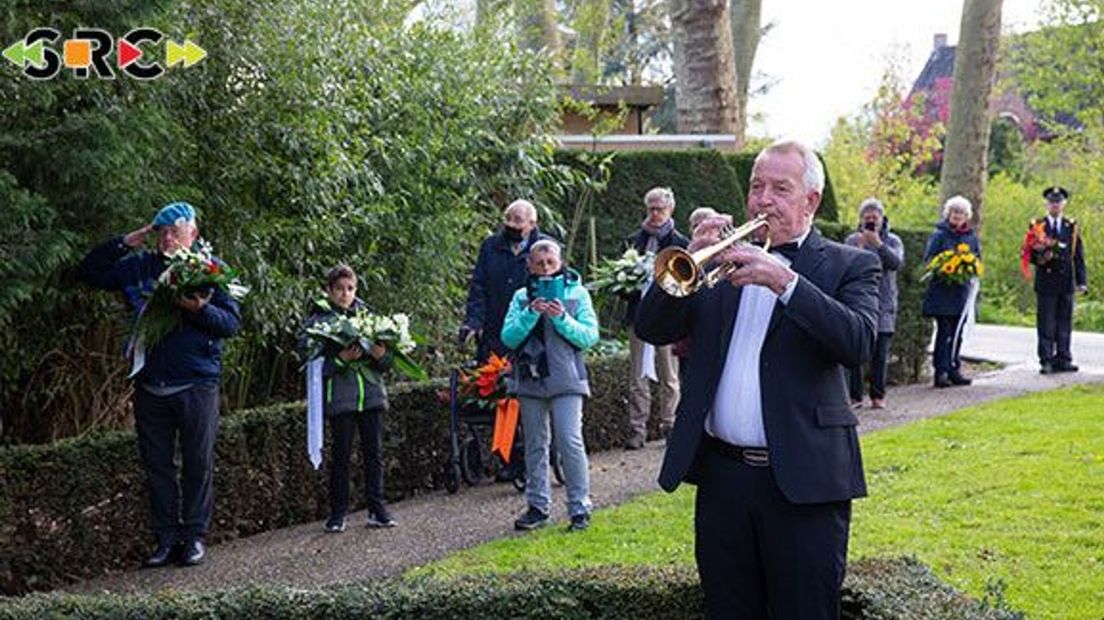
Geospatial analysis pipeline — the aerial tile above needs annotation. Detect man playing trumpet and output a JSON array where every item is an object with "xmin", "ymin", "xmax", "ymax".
[{"xmin": 635, "ymin": 140, "xmax": 881, "ymax": 620}]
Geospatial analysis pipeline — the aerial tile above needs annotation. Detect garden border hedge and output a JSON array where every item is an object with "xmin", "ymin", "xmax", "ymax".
[
  {"xmin": 0, "ymin": 355, "xmax": 642, "ymax": 595},
  {"xmin": 0, "ymin": 558, "xmax": 1022, "ymax": 619}
]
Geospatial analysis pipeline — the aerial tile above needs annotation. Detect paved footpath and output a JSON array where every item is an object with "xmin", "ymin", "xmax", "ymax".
[{"xmin": 66, "ymin": 324, "xmax": 1104, "ymax": 596}]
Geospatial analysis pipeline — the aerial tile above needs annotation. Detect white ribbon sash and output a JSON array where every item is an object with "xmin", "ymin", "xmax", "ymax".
[
  {"xmin": 952, "ymin": 278, "xmax": 980, "ymax": 361},
  {"xmin": 306, "ymin": 358, "xmax": 325, "ymax": 470}
]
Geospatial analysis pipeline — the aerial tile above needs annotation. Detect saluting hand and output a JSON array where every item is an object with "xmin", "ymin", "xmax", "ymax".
[{"xmin": 123, "ymin": 224, "xmax": 155, "ymax": 248}]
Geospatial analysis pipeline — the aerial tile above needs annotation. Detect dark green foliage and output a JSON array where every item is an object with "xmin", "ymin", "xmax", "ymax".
[
  {"xmin": 0, "ymin": 0, "xmax": 576, "ymax": 443},
  {"xmin": 0, "ymin": 559, "xmax": 1022, "ymax": 619},
  {"xmin": 816, "ymin": 222, "xmax": 931, "ymax": 383},
  {"xmin": 0, "ymin": 355, "xmax": 640, "ymax": 594}
]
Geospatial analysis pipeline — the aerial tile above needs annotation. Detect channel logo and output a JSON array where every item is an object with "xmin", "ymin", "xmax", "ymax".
[{"xmin": 3, "ymin": 27, "xmax": 206, "ymax": 80}]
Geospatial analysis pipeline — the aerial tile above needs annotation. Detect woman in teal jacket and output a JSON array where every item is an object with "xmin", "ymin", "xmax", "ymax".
[{"xmin": 501, "ymin": 239, "xmax": 600, "ymax": 532}]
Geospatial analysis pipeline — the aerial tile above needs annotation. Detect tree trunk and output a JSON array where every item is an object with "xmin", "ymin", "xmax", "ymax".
[
  {"xmin": 729, "ymin": 0, "xmax": 761, "ymax": 147},
  {"xmin": 571, "ymin": 0, "xmax": 613, "ymax": 84},
  {"xmin": 940, "ymin": 0, "xmax": 1003, "ymax": 227},
  {"xmin": 517, "ymin": 0, "xmax": 561, "ymax": 67},
  {"xmin": 670, "ymin": 0, "xmax": 740, "ymax": 135}
]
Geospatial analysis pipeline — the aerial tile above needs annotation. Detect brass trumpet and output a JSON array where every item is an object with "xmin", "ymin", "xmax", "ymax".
[{"xmin": 653, "ymin": 213, "xmax": 771, "ymax": 297}]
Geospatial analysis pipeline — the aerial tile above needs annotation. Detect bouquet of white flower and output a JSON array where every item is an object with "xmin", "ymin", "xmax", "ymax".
[
  {"xmin": 587, "ymin": 248, "xmax": 654, "ymax": 296},
  {"xmin": 304, "ymin": 309, "xmax": 427, "ymax": 382}
]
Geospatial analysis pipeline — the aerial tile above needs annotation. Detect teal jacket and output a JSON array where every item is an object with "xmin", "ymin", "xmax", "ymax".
[{"xmin": 501, "ymin": 269, "xmax": 600, "ymax": 398}]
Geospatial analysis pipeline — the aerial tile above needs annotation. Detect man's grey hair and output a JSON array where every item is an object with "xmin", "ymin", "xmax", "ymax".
[
  {"xmin": 859, "ymin": 197, "xmax": 885, "ymax": 216},
  {"xmin": 755, "ymin": 140, "xmax": 825, "ymax": 193},
  {"xmin": 505, "ymin": 199, "xmax": 538, "ymax": 222},
  {"xmin": 942, "ymin": 195, "xmax": 973, "ymax": 220},
  {"xmin": 529, "ymin": 239, "xmax": 561, "ymax": 259},
  {"xmin": 643, "ymin": 186, "xmax": 676, "ymax": 210}
]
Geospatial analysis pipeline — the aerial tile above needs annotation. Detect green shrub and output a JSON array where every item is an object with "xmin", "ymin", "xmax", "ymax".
[
  {"xmin": 0, "ymin": 559, "xmax": 1022, "ymax": 619},
  {"xmin": 0, "ymin": 355, "xmax": 652, "ymax": 595}
]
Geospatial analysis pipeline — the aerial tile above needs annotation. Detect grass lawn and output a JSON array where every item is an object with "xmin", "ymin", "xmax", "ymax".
[{"xmin": 411, "ymin": 384, "xmax": 1104, "ymax": 620}]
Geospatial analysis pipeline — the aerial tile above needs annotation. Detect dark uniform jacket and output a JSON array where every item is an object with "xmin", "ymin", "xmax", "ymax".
[{"xmin": 1030, "ymin": 216, "xmax": 1087, "ymax": 296}]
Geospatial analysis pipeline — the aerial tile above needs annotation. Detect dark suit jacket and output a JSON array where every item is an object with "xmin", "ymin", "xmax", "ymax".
[
  {"xmin": 635, "ymin": 228, "xmax": 881, "ymax": 504},
  {"xmin": 1030, "ymin": 216, "xmax": 1087, "ymax": 296}
]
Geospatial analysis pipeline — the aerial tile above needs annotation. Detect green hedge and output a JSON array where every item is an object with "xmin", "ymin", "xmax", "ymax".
[
  {"xmin": 0, "ymin": 355, "xmax": 658, "ymax": 595},
  {"xmin": 559, "ymin": 149, "xmax": 839, "ymax": 270},
  {"xmin": 0, "ymin": 559, "xmax": 1022, "ymax": 619}
]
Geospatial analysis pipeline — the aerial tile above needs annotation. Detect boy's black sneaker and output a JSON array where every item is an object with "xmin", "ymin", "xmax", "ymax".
[
  {"xmin": 324, "ymin": 515, "xmax": 346, "ymax": 533},
  {"xmin": 514, "ymin": 506, "xmax": 550, "ymax": 531},
  {"xmin": 567, "ymin": 513, "xmax": 590, "ymax": 532},
  {"xmin": 366, "ymin": 506, "xmax": 396, "ymax": 528}
]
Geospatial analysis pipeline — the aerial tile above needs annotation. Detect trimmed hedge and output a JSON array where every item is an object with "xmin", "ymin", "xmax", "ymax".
[
  {"xmin": 0, "ymin": 354, "xmax": 658, "ymax": 595},
  {"xmin": 0, "ymin": 558, "xmax": 1023, "ymax": 619}
]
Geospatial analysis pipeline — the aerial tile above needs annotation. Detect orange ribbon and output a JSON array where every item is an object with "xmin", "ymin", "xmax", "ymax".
[{"xmin": 492, "ymin": 397, "xmax": 519, "ymax": 464}]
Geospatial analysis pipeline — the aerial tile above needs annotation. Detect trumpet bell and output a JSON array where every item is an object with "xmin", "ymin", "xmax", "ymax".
[
  {"xmin": 651, "ymin": 213, "xmax": 770, "ymax": 298},
  {"xmin": 655, "ymin": 247, "xmax": 700, "ymax": 297}
]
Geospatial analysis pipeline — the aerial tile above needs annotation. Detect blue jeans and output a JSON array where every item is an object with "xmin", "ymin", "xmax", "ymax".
[{"xmin": 519, "ymin": 395, "xmax": 592, "ymax": 517}]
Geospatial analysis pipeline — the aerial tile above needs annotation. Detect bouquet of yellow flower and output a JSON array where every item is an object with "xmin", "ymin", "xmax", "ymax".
[{"xmin": 923, "ymin": 243, "xmax": 983, "ymax": 285}]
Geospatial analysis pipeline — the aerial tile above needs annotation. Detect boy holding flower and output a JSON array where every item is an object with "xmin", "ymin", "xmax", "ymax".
[{"xmin": 301, "ymin": 264, "xmax": 396, "ymax": 532}]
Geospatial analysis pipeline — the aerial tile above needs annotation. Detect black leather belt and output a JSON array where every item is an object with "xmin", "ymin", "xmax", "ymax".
[{"xmin": 704, "ymin": 434, "xmax": 770, "ymax": 467}]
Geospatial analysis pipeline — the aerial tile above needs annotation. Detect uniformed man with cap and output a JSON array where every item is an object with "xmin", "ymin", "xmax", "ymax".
[
  {"xmin": 1027, "ymin": 186, "xmax": 1087, "ymax": 373},
  {"xmin": 79, "ymin": 202, "xmax": 241, "ymax": 567}
]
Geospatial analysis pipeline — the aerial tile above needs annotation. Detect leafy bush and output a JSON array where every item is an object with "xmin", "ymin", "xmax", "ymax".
[
  {"xmin": 0, "ymin": 355, "xmax": 651, "ymax": 594},
  {"xmin": 0, "ymin": 0, "xmax": 582, "ymax": 443},
  {"xmin": 0, "ymin": 559, "xmax": 1022, "ymax": 619}
]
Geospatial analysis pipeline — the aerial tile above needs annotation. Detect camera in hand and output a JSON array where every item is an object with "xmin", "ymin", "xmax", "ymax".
[{"xmin": 863, "ymin": 221, "xmax": 877, "ymax": 231}]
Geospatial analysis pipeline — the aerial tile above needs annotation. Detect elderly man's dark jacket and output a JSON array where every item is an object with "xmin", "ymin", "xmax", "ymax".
[
  {"xmin": 635, "ymin": 229, "xmax": 880, "ymax": 504},
  {"xmin": 79, "ymin": 236, "xmax": 241, "ymax": 386},
  {"xmin": 622, "ymin": 226, "xmax": 689, "ymax": 327},
  {"xmin": 1030, "ymin": 216, "xmax": 1087, "ymax": 296},
  {"xmin": 463, "ymin": 227, "xmax": 551, "ymax": 358}
]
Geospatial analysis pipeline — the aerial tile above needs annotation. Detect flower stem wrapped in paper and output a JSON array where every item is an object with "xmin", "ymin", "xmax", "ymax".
[
  {"xmin": 303, "ymin": 309, "xmax": 428, "ymax": 383},
  {"xmin": 922, "ymin": 242, "xmax": 984, "ymax": 286},
  {"xmin": 136, "ymin": 241, "xmax": 249, "ymax": 349},
  {"xmin": 587, "ymin": 248, "xmax": 654, "ymax": 296}
]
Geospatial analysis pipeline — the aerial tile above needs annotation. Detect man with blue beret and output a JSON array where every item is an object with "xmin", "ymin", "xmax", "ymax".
[
  {"xmin": 1027, "ymin": 186, "xmax": 1087, "ymax": 374},
  {"xmin": 78, "ymin": 202, "xmax": 241, "ymax": 567}
]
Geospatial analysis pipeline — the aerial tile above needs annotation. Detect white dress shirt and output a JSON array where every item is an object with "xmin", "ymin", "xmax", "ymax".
[{"xmin": 706, "ymin": 229, "xmax": 808, "ymax": 447}]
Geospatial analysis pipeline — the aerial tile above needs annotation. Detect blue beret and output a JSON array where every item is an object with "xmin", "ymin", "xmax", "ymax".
[{"xmin": 152, "ymin": 202, "xmax": 196, "ymax": 228}]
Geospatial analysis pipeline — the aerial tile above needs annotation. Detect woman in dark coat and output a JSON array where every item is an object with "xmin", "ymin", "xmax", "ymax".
[{"xmin": 922, "ymin": 195, "xmax": 981, "ymax": 388}]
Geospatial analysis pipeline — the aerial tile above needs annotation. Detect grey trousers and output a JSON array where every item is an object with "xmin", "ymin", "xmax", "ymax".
[
  {"xmin": 519, "ymin": 395, "xmax": 592, "ymax": 517},
  {"xmin": 628, "ymin": 328, "xmax": 680, "ymax": 442}
]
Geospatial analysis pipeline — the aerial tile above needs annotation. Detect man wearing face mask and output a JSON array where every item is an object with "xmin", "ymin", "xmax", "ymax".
[
  {"xmin": 623, "ymin": 187, "xmax": 688, "ymax": 450},
  {"xmin": 78, "ymin": 202, "xmax": 241, "ymax": 569},
  {"xmin": 462, "ymin": 199, "xmax": 552, "ymax": 362}
]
